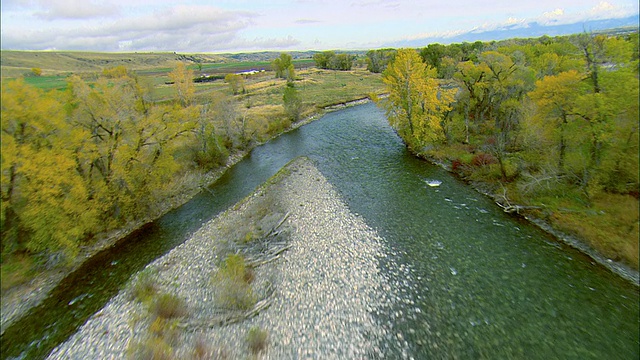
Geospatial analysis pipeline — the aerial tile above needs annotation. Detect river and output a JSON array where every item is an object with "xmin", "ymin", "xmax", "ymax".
[{"xmin": 2, "ymin": 102, "xmax": 638, "ymax": 359}]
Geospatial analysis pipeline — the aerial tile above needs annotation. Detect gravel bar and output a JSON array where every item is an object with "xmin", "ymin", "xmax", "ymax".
[{"xmin": 48, "ymin": 157, "xmax": 409, "ymax": 359}]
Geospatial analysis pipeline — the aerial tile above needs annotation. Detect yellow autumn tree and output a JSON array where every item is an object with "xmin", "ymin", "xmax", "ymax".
[
  {"xmin": 169, "ymin": 62, "xmax": 195, "ymax": 107},
  {"xmin": 1, "ymin": 79, "xmax": 99, "ymax": 260},
  {"xmin": 381, "ymin": 48, "xmax": 454, "ymax": 151}
]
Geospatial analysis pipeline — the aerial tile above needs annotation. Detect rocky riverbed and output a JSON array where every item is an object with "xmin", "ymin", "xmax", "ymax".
[{"xmin": 47, "ymin": 157, "xmax": 413, "ymax": 359}]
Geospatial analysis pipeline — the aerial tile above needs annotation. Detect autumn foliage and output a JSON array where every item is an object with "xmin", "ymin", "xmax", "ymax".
[{"xmin": 0, "ymin": 65, "xmax": 229, "ymax": 263}]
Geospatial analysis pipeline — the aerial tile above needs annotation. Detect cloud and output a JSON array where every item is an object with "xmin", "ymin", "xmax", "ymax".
[
  {"xmin": 1, "ymin": 4, "xmax": 297, "ymax": 52},
  {"xmin": 32, "ymin": 0, "xmax": 120, "ymax": 19}
]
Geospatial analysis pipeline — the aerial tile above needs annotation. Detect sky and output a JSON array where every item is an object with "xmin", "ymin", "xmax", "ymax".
[{"xmin": 1, "ymin": 0, "xmax": 638, "ymax": 52}]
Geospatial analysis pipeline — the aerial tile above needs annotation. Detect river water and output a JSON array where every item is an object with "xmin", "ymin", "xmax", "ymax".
[{"xmin": 2, "ymin": 102, "xmax": 638, "ymax": 359}]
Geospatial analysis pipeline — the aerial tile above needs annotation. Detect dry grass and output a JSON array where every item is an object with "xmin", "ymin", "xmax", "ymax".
[
  {"xmin": 550, "ymin": 193, "xmax": 639, "ymax": 269},
  {"xmin": 153, "ymin": 293, "xmax": 188, "ymax": 319},
  {"xmin": 0, "ymin": 255, "xmax": 35, "ymax": 292},
  {"xmin": 212, "ymin": 254, "xmax": 256, "ymax": 310},
  {"xmin": 246, "ymin": 326, "xmax": 269, "ymax": 354}
]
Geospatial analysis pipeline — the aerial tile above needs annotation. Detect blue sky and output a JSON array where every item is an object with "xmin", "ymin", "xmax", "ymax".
[{"xmin": 1, "ymin": 0, "xmax": 638, "ymax": 52}]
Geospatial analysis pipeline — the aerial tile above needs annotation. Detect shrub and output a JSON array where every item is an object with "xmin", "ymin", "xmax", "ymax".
[
  {"xmin": 212, "ymin": 254, "xmax": 256, "ymax": 310},
  {"xmin": 130, "ymin": 271, "xmax": 158, "ymax": 304},
  {"xmin": 127, "ymin": 336, "xmax": 173, "ymax": 360},
  {"xmin": 153, "ymin": 293, "xmax": 187, "ymax": 319},
  {"xmin": 192, "ymin": 338, "xmax": 229, "ymax": 360},
  {"xmin": 471, "ymin": 153, "xmax": 497, "ymax": 167},
  {"xmin": 246, "ymin": 326, "xmax": 269, "ymax": 354},
  {"xmin": 451, "ymin": 159, "xmax": 464, "ymax": 173}
]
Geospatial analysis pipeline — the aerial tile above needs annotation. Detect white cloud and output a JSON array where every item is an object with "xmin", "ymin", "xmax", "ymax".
[
  {"xmin": 32, "ymin": 0, "xmax": 120, "ymax": 19},
  {"xmin": 1, "ymin": 4, "xmax": 299, "ymax": 52}
]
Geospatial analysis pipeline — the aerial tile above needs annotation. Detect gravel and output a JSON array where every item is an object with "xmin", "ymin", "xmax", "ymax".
[{"xmin": 47, "ymin": 156, "xmax": 406, "ymax": 359}]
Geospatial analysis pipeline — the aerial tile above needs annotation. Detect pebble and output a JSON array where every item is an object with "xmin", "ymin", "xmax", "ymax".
[{"xmin": 47, "ymin": 157, "xmax": 405, "ymax": 359}]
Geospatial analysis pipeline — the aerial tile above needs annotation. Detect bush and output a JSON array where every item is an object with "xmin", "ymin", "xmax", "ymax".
[
  {"xmin": 153, "ymin": 293, "xmax": 187, "ymax": 319},
  {"xmin": 127, "ymin": 336, "xmax": 173, "ymax": 360},
  {"xmin": 212, "ymin": 254, "xmax": 256, "ymax": 310},
  {"xmin": 130, "ymin": 271, "xmax": 158, "ymax": 304},
  {"xmin": 246, "ymin": 326, "xmax": 269, "ymax": 354},
  {"xmin": 471, "ymin": 153, "xmax": 497, "ymax": 167}
]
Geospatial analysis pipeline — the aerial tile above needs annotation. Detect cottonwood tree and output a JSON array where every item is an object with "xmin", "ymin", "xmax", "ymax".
[
  {"xmin": 272, "ymin": 53, "xmax": 294, "ymax": 81},
  {"xmin": 381, "ymin": 48, "xmax": 455, "ymax": 151},
  {"xmin": 169, "ymin": 62, "xmax": 195, "ymax": 107},
  {"xmin": 365, "ymin": 49, "xmax": 396, "ymax": 73},
  {"xmin": 224, "ymin": 73, "xmax": 245, "ymax": 95},
  {"xmin": 528, "ymin": 70, "xmax": 585, "ymax": 173},
  {"xmin": 283, "ymin": 82, "xmax": 302, "ymax": 121},
  {"xmin": 1, "ymin": 79, "xmax": 99, "ymax": 260}
]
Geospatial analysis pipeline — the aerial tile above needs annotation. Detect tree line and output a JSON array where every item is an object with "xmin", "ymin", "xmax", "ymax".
[
  {"xmin": 1, "ymin": 62, "xmax": 299, "ymax": 265},
  {"xmin": 381, "ymin": 32, "xmax": 638, "ymax": 199}
]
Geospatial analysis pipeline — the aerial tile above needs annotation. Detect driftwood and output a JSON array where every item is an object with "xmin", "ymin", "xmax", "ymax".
[
  {"xmin": 246, "ymin": 244, "xmax": 292, "ymax": 267},
  {"xmin": 497, "ymin": 203, "xmax": 543, "ymax": 214},
  {"xmin": 240, "ymin": 211, "xmax": 292, "ymax": 267},
  {"xmin": 178, "ymin": 284, "xmax": 275, "ymax": 330},
  {"xmin": 497, "ymin": 184, "xmax": 543, "ymax": 214},
  {"xmin": 177, "ymin": 297, "xmax": 273, "ymax": 330}
]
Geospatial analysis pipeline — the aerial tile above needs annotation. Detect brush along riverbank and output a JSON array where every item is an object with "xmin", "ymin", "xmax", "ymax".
[
  {"xmin": 47, "ymin": 157, "xmax": 412, "ymax": 359},
  {"xmin": 0, "ymin": 90, "xmax": 380, "ymax": 335}
]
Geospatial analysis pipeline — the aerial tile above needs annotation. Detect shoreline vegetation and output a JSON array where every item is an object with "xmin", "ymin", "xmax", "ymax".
[{"xmin": 1, "ymin": 29, "xmax": 639, "ymax": 337}]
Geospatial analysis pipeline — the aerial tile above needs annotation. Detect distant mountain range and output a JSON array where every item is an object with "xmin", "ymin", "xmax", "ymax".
[{"xmin": 390, "ymin": 15, "xmax": 639, "ymax": 47}]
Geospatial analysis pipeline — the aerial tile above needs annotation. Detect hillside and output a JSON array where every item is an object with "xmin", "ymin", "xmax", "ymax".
[{"xmin": 0, "ymin": 51, "xmax": 230, "ymax": 77}]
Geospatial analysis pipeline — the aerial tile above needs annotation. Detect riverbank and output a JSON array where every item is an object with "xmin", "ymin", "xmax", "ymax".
[
  {"xmin": 420, "ymin": 155, "xmax": 639, "ymax": 286},
  {"xmin": 0, "ymin": 96, "xmax": 378, "ymax": 336},
  {"xmin": 47, "ymin": 156, "xmax": 406, "ymax": 359}
]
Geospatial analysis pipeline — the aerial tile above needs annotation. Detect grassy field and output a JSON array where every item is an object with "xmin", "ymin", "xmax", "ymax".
[{"xmin": 1, "ymin": 50, "xmax": 318, "ymax": 94}]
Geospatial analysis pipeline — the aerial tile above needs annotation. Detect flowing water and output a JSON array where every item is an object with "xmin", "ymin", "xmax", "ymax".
[{"xmin": 2, "ymin": 103, "xmax": 638, "ymax": 359}]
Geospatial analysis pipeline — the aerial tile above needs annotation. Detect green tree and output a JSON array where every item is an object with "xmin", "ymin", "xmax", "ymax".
[
  {"xmin": 365, "ymin": 49, "xmax": 396, "ymax": 73},
  {"xmin": 420, "ymin": 43, "xmax": 446, "ymax": 77},
  {"xmin": 272, "ymin": 53, "xmax": 293, "ymax": 80},
  {"xmin": 283, "ymin": 82, "xmax": 302, "ymax": 121},
  {"xmin": 478, "ymin": 51, "xmax": 535, "ymax": 181},
  {"xmin": 313, "ymin": 51, "xmax": 334, "ymax": 69}
]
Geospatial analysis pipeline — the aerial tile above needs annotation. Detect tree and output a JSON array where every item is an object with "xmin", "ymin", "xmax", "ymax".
[
  {"xmin": 453, "ymin": 60, "xmax": 490, "ymax": 143},
  {"xmin": 381, "ymin": 48, "xmax": 455, "ymax": 150},
  {"xmin": 1, "ymin": 79, "xmax": 99, "ymax": 260},
  {"xmin": 528, "ymin": 70, "xmax": 585, "ymax": 172},
  {"xmin": 272, "ymin": 53, "xmax": 293, "ymax": 80},
  {"xmin": 477, "ymin": 51, "xmax": 535, "ymax": 181},
  {"xmin": 313, "ymin": 51, "xmax": 334, "ymax": 69},
  {"xmin": 283, "ymin": 82, "xmax": 302, "ymax": 121},
  {"xmin": 168, "ymin": 62, "xmax": 194, "ymax": 107},
  {"xmin": 31, "ymin": 68, "xmax": 42, "ymax": 76},
  {"xmin": 314, "ymin": 51, "xmax": 354, "ymax": 71},
  {"xmin": 365, "ymin": 49, "xmax": 396, "ymax": 73},
  {"xmin": 224, "ymin": 73, "xmax": 245, "ymax": 95},
  {"xmin": 190, "ymin": 103, "xmax": 228, "ymax": 170},
  {"xmin": 330, "ymin": 54, "xmax": 354, "ymax": 70},
  {"xmin": 420, "ymin": 43, "xmax": 446, "ymax": 76}
]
